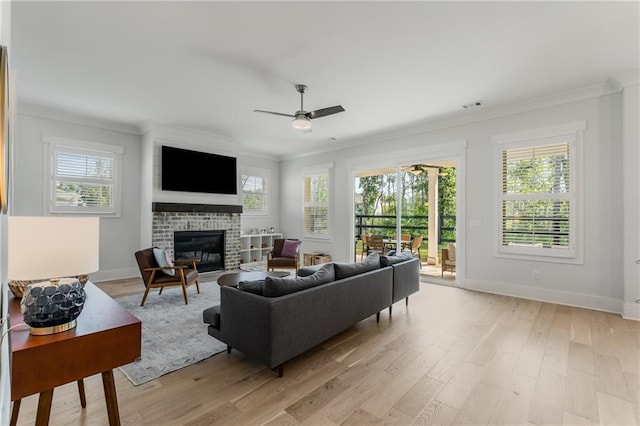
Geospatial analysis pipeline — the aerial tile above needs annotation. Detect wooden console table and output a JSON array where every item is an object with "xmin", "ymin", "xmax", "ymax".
[{"xmin": 9, "ymin": 282, "xmax": 141, "ymax": 425}]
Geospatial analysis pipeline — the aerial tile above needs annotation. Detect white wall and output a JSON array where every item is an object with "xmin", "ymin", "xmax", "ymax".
[
  {"xmin": 13, "ymin": 109, "xmax": 142, "ymax": 281},
  {"xmin": 280, "ymin": 88, "xmax": 631, "ymax": 315},
  {"xmin": 619, "ymin": 74, "xmax": 640, "ymax": 319}
]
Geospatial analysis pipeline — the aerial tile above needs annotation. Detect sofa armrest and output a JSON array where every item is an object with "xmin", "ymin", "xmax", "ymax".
[
  {"xmin": 219, "ymin": 286, "xmax": 273, "ymax": 366},
  {"xmin": 391, "ymin": 258, "xmax": 420, "ymax": 303}
]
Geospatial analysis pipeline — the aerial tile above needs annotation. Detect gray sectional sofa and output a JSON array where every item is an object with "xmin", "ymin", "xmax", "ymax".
[{"xmin": 203, "ymin": 252, "xmax": 420, "ymax": 376}]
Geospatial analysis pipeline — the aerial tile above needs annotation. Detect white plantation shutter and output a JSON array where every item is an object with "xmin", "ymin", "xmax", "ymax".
[
  {"xmin": 241, "ymin": 173, "xmax": 268, "ymax": 214},
  {"xmin": 304, "ymin": 170, "xmax": 330, "ymax": 236},
  {"xmin": 55, "ymin": 150, "xmax": 115, "ymax": 208},
  {"xmin": 501, "ymin": 143, "xmax": 570, "ymax": 249},
  {"xmin": 492, "ymin": 121, "xmax": 583, "ymax": 261},
  {"xmin": 44, "ymin": 136, "xmax": 123, "ymax": 215}
]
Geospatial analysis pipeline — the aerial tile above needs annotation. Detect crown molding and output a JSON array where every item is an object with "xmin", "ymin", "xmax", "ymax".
[
  {"xmin": 138, "ymin": 120, "xmax": 281, "ymax": 161},
  {"xmin": 610, "ymin": 71, "xmax": 640, "ymax": 88},
  {"xmin": 281, "ymin": 78, "xmax": 626, "ymax": 161},
  {"xmin": 18, "ymin": 101, "xmax": 140, "ymax": 135}
]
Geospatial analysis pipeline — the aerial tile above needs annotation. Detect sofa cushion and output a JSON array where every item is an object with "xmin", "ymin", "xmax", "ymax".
[
  {"xmin": 238, "ymin": 280, "xmax": 264, "ymax": 295},
  {"xmin": 380, "ymin": 251, "xmax": 413, "ymax": 266},
  {"xmin": 333, "ymin": 252, "xmax": 380, "ymax": 280},
  {"xmin": 263, "ymin": 263, "xmax": 335, "ymax": 297},
  {"xmin": 202, "ymin": 305, "xmax": 221, "ymax": 329},
  {"xmin": 152, "ymin": 247, "xmax": 175, "ymax": 276},
  {"xmin": 297, "ymin": 263, "xmax": 326, "ymax": 277}
]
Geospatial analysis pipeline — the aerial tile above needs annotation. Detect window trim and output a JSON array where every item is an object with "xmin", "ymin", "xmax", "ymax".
[
  {"xmin": 43, "ymin": 135, "xmax": 123, "ymax": 216},
  {"xmin": 240, "ymin": 166, "xmax": 270, "ymax": 216},
  {"xmin": 491, "ymin": 121, "xmax": 585, "ymax": 264},
  {"xmin": 303, "ymin": 162, "xmax": 333, "ymax": 241}
]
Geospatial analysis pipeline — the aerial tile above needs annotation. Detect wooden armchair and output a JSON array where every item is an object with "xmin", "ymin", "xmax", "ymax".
[
  {"xmin": 441, "ymin": 243, "xmax": 456, "ymax": 277},
  {"xmin": 267, "ymin": 239, "xmax": 300, "ymax": 274},
  {"xmin": 135, "ymin": 248, "xmax": 200, "ymax": 306}
]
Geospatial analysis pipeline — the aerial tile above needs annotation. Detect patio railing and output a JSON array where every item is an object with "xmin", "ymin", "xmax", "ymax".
[{"xmin": 355, "ymin": 214, "xmax": 456, "ymax": 244}]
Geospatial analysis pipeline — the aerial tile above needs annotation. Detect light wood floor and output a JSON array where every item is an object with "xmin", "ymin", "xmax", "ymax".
[{"xmin": 13, "ymin": 276, "xmax": 640, "ymax": 425}]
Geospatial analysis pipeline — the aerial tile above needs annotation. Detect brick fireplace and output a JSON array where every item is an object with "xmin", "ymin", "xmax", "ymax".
[{"xmin": 151, "ymin": 203, "xmax": 242, "ymax": 272}]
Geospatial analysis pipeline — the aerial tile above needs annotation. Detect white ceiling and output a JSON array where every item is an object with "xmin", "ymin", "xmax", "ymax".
[{"xmin": 11, "ymin": 1, "xmax": 640, "ymax": 158}]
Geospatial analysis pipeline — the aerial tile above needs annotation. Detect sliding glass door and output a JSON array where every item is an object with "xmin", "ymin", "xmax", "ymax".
[{"xmin": 354, "ymin": 161, "xmax": 456, "ymax": 279}]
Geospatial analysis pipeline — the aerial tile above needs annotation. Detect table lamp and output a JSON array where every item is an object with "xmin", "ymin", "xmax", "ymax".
[{"xmin": 8, "ymin": 216, "xmax": 100, "ymax": 335}]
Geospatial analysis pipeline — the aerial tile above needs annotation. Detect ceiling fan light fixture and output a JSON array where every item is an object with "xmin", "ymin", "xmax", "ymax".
[
  {"xmin": 292, "ymin": 114, "xmax": 312, "ymax": 132},
  {"xmin": 409, "ymin": 165, "xmax": 424, "ymax": 175}
]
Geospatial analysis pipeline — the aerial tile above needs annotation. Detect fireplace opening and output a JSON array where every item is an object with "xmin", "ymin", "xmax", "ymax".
[{"xmin": 174, "ymin": 230, "xmax": 225, "ymax": 273}]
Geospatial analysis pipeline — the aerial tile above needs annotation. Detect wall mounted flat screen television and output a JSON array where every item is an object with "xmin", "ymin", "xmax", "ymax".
[{"xmin": 161, "ymin": 145, "xmax": 237, "ymax": 195}]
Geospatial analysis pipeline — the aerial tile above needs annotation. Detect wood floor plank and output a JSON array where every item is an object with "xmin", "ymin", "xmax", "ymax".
[
  {"xmin": 528, "ymin": 371, "xmax": 566, "ymax": 425},
  {"xmin": 431, "ymin": 361, "xmax": 485, "ymax": 410},
  {"xmin": 564, "ymin": 371, "xmax": 599, "ymax": 422},
  {"xmin": 392, "ymin": 375, "xmax": 443, "ymax": 419},
  {"xmin": 412, "ymin": 400, "xmax": 459, "ymax": 426},
  {"xmin": 487, "ymin": 371, "xmax": 536, "ymax": 425},
  {"xmin": 596, "ymin": 391, "xmax": 638, "ymax": 425},
  {"xmin": 568, "ymin": 342, "xmax": 596, "ymax": 375},
  {"xmin": 593, "ymin": 353, "xmax": 632, "ymax": 401}
]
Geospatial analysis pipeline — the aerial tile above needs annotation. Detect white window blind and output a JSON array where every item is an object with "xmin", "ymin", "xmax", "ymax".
[
  {"xmin": 304, "ymin": 172, "xmax": 329, "ymax": 236},
  {"xmin": 44, "ymin": 136, "xmax": 123, "ymax": 215},
  {"xmin": 241, "ymin": 173, "xmax": 268, "ymax": 214},
  {"xmin": 501, "ymin": 142, "xmax": 571, "ymax": 250},
  {"xmin": 55, "ymin": 150, "xmax": 114, "ymax": 208}
]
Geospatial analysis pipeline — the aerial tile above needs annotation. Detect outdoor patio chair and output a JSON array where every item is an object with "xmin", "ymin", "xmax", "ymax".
[
  {"xmin": 360, "ymin": 233, "xmax": 370, "ymax": 260},
  {"xmin": 441, "ymin": 243, "xmax": 456, "ymax": 277},
  {"xmin": 367, "ymin": 235, "xmax": 386, "ymax": 256},
  {"xmin": 410, "ymin": 236, "xmax": 423, "ymax": 268}
]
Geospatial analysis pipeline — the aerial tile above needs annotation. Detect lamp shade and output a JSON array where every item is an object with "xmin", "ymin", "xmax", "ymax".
[{"xmin": 8, "ymin": 216, "xmax": 100, "ymax": 280}]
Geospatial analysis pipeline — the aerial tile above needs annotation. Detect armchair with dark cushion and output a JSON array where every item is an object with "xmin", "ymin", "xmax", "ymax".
[
  {"xmin": 267, "ymin": 239, "xmax": 300, "ymax": 274},
  {"xmin": 135, "ymin": 247, "xmax": 200, "ymax": 306}
]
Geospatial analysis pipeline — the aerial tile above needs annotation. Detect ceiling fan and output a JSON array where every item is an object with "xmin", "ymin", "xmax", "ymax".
[
  {"xmin": 254, "ymin": 84, "xmax": 345, "ymax": 133},
  {"xmin": 403, "ymin": 164, "xmax": 449, "ymax": 176}
]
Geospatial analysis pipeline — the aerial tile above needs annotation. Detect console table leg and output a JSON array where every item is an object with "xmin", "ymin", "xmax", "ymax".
[
  {"xmin": 102, "ymin": 370, "xmax": 121, "ymax": 426},
  {"xmin": 10, "ymin": 399, "xmax": 20, "ymax": 426},
  {"xmin": 35, "ymin": 389, "xmax": 54, "ymax": 426},
  {"xmin": 77, "ymin": 379, "xmax": 87, "ymax": 408}
]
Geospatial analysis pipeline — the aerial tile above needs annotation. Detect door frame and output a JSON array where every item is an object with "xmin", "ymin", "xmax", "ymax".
[{"xmin": 347, "ymin": 139, "xmax": 467, "ymax": 285}]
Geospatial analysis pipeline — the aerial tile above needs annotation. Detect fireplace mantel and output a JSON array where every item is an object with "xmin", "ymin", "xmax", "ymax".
[{"xmin": 152, "ymin": 202, "xmax": 243, "ymax": 214}]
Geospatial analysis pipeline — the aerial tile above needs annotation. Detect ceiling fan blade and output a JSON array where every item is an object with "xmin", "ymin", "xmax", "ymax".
[
  {"xmin": 253, "ymin": 109, "xmax": 295, "ymax": 118},
  {"xmin": 306, "ymin": 105, "xmax": 345, "ymax": 120}
]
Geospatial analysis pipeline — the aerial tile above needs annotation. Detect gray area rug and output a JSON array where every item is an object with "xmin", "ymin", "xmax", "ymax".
[{"xmin": 115, "ymin": 282, "xmax": 226, "ymax": 385}]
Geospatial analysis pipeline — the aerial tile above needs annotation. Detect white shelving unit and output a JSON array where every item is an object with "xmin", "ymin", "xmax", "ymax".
[{"xmin": 239, "ymin": 233, "xmax": 283, "ymax": 270}]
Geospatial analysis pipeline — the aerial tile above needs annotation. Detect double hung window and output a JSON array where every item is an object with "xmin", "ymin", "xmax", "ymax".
[
  {"xmin": 303, "ymin": 164, "xmax": 332, "ymax": 238},
  {"xmin": 44, "ymin": 136, "xmax": 123, "ymax": 215},
  {"xmin": 492, "ymin": 122, "xmax": 584, "ymax": 261},
  {"xmin": 241, "ymin": 168, "xmax": 269, "ymax": 215}
]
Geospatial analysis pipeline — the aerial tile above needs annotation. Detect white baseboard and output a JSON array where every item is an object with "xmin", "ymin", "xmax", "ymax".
[
  {"xmin": 462, "ymin": 279, "xmax": 624, "ymax": 315},
  {"xmin": 90, "ymin": 267, "xmax": 138, "ymax": 283},
  {"xmin": 623, "ymin": 302, "xmax": 640, "ymax": 321}
]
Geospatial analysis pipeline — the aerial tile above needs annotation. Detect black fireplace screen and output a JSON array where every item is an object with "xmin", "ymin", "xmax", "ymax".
[{"xmin": 174, "ymin": 230, "xmax": 224, "ymax": 273}]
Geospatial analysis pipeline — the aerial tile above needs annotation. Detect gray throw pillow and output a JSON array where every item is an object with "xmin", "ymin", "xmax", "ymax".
[
  {"xmin": 333, "ymin": 252, "xmax": 380, "ymax": 280},
  {"xmin": 238, "ymin": 280, "xmax": 264, "ymax": 295},
  {"xmin": 380, "ymin": 251, "xmax": 414, "ymax": 266},
  {"xmin": 263, "ymin": 263, "xmax": 335, "ymax": 297},
  {"xmin": 297, "ymin": 263, "xmax": 326, "ymax": 277}
]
